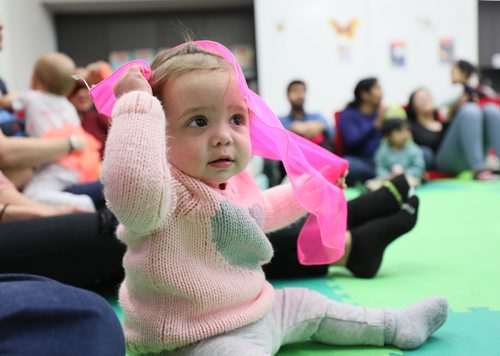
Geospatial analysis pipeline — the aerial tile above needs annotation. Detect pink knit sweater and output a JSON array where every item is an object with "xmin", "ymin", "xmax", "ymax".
[{"xmin": 102, "ymin": 92, "xmax": 307, "ymax": 353}]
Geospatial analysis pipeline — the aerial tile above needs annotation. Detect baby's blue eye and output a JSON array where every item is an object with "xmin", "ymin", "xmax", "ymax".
[{"xmin": 188, "ymin": 117, "xmax": 207, "ymax": 127}]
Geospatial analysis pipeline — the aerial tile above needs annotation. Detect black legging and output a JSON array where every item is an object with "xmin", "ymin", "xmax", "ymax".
[
  {"xmin": 264, "ymin": 186, "xmax": 402, "ymax": 279},
  {"xmin": 0, "ymin": 212, "xmax": 124, "ymax": 288}
]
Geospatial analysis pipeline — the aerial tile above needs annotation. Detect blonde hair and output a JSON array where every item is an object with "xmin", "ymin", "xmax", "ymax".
[
  {"xmin": 150, "ymin": 42, "xmax": 230, "ymax": 100},
  {"xmin": 33, "ymin": 52, "xmax": 76, "ymax": 96}
]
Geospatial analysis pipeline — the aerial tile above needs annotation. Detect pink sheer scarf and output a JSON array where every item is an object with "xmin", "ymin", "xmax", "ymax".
[{"xmin": 89, "ymin": 41, "xmax": 348, "ymax": 265}]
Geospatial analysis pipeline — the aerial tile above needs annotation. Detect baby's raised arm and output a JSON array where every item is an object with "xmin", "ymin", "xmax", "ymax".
[{"xmin": 101, "ymin": 66, "xmax": 173, "ymax": 234}]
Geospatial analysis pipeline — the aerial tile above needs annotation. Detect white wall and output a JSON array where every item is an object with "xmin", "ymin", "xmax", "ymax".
[
  {"xmin": 255, "ymin": 0, "xmax": 478, "ymax": 120},
  {"xmin": 0, "ymin": 0, "xmax": 56, "ymax": 92}
]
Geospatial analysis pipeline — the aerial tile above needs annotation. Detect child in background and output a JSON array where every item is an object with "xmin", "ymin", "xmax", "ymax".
[
  {"xmin": 451, "ymin": 59, "xmax": 480, "ymax": 103},
  {"xmin": 367, "ymin": 118, "xmax": 425, "ymax": 191},
  {"xmin": 101, "ymin": 41, "xmax": 447, "ymax": 355},
  {"xmin": 1, "ymin": 53, "xmax": 100, "ymax": 210}
]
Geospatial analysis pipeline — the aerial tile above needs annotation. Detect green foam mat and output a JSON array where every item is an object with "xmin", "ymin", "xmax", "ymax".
[{"xmin": 108, "ymin": 180, "xmax": 500, "ymax": 354}]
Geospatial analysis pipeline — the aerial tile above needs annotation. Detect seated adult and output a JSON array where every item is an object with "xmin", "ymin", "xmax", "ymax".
[
  {"xmin": 264, "ymin": 174, "xmax": 419, "ymax": 279},
  {"xmin": 0, "ymin": 158, "xmax": 418, "ymax": 288},
  {"xmin": 264, "ymin": 80, "xmax": 334, "ymax": 186},
  {"xmin": 407, "ymin": 87, "xmax": 500, "ymax": 180},
  {"xmin": 279, "ymin": 80, "xmax": 333, "ymax": 149},
  {"xmin": 0, "ymin": 129, "xmax": 105, "ymax": 207},
  {"xmin": 339, "ymin": 77, "xmax": 385, "ymax": 185},
  {"xmin": 0, "ymin": 170, "xmax": 124, "ymax": 288}
]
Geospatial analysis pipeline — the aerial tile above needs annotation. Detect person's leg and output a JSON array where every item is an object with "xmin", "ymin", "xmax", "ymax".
[
  {"xmin": 171, "ymin": 316, "xmax": 273, "ymax": 356},
  {"xmin": 344, "ymin": 156, "xmax": 376, "ymax": 185},
  {"xmin": 482, "ymin": 103, "xmax": 500, "ymax": 156},
  {"xmin": 436, "ymin": 103, "xmax": 486, "ymax": 174},
  {"xmin": 264, "ymin": 175, "xmax": 412, "ymax": 279},
  {"xmin": 0, "ymin": 210, "xmax": 124, "ymax": 288},
  {"xmin": 0, "ymin": 274, "xmax": 125, "ymax": 356},
  {"xmin": 345, "ymin": 196, "xmax": 419, "ymax": 278},
  {"xmin": 347, "ymin": 174, "xmax": 410, "ymax": 229},
  {"xmin": 64, "ymin": 180, "xmax": 106, "ymax": 209},
  {"xmin": 419, "ymin": 145, "xmax": 435, "ymax": 170},
  {"xmin": 264, "ymin": 217, "xmax": 329, "ymax": 279},
  {"xmin": 169, "ymin": 288, "xmax": 447, "ymax": 355},
  {"xmin": 273, "ymin": 288, "xmax": 447, "ymax": 351},
  {"xmin": 23, "ymin": 167, "xmax": 96, "ymax": 210}
]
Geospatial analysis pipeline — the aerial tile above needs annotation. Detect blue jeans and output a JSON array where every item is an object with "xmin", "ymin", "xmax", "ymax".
[
  {"xmin": 0, "ymin": 274, "xmax": 125, "ymax": 356},
  {"xmin": 436, "ymin": 103, "xmax": 500, "ymax": 174},
  {"xmin": 344, "ymin": 155, "xmax": 375, "ymax": 185},
  {"xmin": 419, "ymin": 145, "xmax": 435, "ymax": 170}
]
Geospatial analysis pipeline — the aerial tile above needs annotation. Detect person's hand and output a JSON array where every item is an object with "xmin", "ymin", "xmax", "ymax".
[
  {"xmin": 317, "ymin": 165, "xmax": 348, "ymax": 189},
  {"xmin": 113, "ymin": 65, "xmax": 152, "ymax": 98},
  {"xmin": 336, "ymin": 169, "xmax": 348, "ymax": 190},
  {"xmin": 373, "ymin": 106, "xmax": 387, "ymax": 128},
  {"xmin": 391, "ymin": 164, "xmax": 405, "ymax": 176},
  {"xmin": 456, "ymin": 94, "xmax": 469, "ymax": 107},
  {"xmin": 68, "ymin": 135, "xmax": 87, "ymax": 153}
]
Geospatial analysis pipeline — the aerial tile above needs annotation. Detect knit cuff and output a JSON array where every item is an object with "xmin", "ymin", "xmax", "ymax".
[{"xmin": 113, "ymin": 91, "xmax": 164, "ymax": 118}]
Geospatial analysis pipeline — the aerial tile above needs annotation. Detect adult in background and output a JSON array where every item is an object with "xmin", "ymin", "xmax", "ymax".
[
  {"xmin": 407, "ymin": 87, "xmax": 500, "ymax": 180},
  {"xmin": 339, "ymin": 77, "xmax": 385, "ymax": 185},
  {"xmin": 279, "ymin": 80, "xmax": 333, "ymax": 150},
  {"xmin": 266, "ymin": 80, "xmax": 334, "ymax": 186}
]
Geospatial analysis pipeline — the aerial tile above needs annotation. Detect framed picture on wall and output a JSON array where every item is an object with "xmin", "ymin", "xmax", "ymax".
[
  {"xmin": 230, "ymin": 44, "xmax": 256, "ymax": 79},
  {"xmin": 439, "ymin": 38, "xmax": 454, "ymax": 64},
  {"xmin": 390, "ymin": 41, "xmax": 406, "ymax": 68}
]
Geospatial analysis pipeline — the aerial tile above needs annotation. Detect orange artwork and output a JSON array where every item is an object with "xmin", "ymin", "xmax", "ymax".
[{"xmin": 328, "ymin": 18, "xmax": 360, "ymax": 40}]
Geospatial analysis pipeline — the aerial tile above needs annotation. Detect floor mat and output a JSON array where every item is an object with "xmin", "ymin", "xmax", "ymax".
[{"xmin": 108, "ymin": 180, "xmax": 500, "ymax": 355}]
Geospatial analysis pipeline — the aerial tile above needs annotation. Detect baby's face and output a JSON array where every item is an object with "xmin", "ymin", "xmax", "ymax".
[{"xmin": 161, "ymin": 69, "xmax": 251, "ymax": 188}]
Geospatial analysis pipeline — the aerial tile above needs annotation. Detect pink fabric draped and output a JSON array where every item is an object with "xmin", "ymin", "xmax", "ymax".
[{"xmin": 89, "ymin": 41, "xmax": 348, "ymax": 265}]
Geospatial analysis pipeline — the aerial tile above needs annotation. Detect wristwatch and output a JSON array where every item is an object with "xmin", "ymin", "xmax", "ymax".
[{"xmin": 68, "ymin": 135, "xmax": 82, "ymax": 153}]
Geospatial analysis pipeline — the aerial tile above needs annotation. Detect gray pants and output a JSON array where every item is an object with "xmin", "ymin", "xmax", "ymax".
[
  {"xmin": 169, "ymin": 288, "xmax": 387, "ymax": 356},
  {"xmin": 436, "ymin": 103, "xmax": 500, "ymax": 174}
]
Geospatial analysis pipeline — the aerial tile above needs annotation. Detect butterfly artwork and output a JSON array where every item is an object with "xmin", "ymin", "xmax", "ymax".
[{"xmin": 328, "ymin": 18, "xmax": 360, "ymax": 40}]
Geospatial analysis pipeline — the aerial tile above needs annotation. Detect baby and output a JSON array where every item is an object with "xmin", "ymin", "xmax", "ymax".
[
  {"xmin": 100, "ymin": 41, "xmax": 447, "ymax": 354},
  {"xmin": 7, "ymin": 53, "xmax": 100, "ymax": 210}
]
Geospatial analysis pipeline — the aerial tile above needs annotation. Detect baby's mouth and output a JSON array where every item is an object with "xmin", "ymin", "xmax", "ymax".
[{"xmin": 209, "ymin": 157, "xmax": 234, "ymax": 168}]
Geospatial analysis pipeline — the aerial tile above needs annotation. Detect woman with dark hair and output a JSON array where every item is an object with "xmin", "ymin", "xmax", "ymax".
[
  {"xmin": 339, "ymin": 77, "xmax": 385, "ymax": 185},
  {"xmin": 407, "ymin": 87, "xmax": 500, "ymax": 179}
]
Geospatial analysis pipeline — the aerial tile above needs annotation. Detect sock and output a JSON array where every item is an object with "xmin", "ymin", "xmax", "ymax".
[
  {"xmin": 384, "ymin": 296, "xmax": 448, "ymax": 349},
  {"xmin": 346, "ymin": 196, "xmax": 419, "ymax": 278},
  {"xmin": 347, "ymin": 174, "xmax": 411, "ymax": 229}
]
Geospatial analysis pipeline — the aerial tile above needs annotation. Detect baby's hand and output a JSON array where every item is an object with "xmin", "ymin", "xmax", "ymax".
[
  {"xmin": 391, "ymin": 164, "xmax": 405, "ymax": 175},
  {"xmin": 113, "ymin": 65, "xmax": 152, "ymax": 98},
  {"xmin": 336, "ymin": 169, "xmax": 348, "ymax": 190}
]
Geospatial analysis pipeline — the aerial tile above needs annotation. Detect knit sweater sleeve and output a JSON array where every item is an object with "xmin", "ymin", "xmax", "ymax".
[
  {"xmin": 261, "ymin": 183, "xmax": 308, "ymax": 233},
  {"xmin": 101, "ymin": 91, "xmax": 172, "ymax": 234}
]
